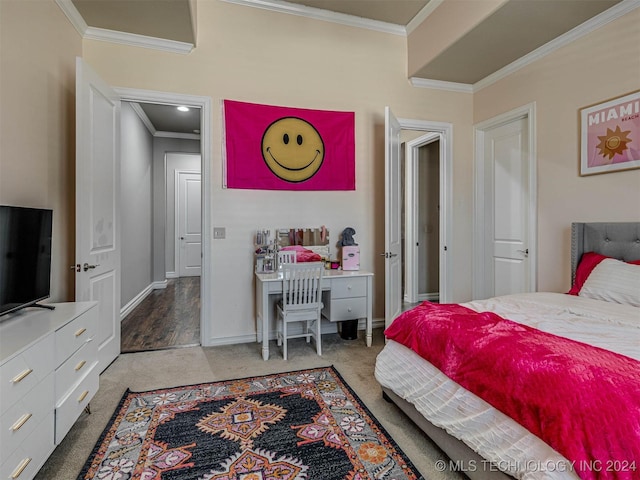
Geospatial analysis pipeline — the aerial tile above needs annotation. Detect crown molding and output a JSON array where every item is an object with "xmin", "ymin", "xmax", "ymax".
[
  {"xmin": 406, "ymin": 0, "xmax": 443, "ymax": 35},
  {"xmin": 474, "ymin": 0, "xmax": 640, "ymax": 91},
  {"xmin": 129, "ymin": 103, "xmax": 157, "ymax": 136},
  {"xmin": 155, "ymin": 131, "xmax": 201, "ymax": 140},
  {"xmin": 55, "ymin": 0, "xmax": 193, "ymax": 54},
  {"xmin": 220, "ymin": 0, "xmax": 406, "ymax": 36},
  {"xmin": 84, "ymin": 27, "xmax": 193, "ymax": 54},
  {"xmin": 55, "ymin": 0, "xmax": 87, "ymax": 37},
  {"xmin": 409, "ymin": 77, "xmax": 473, "ymax": 93}
]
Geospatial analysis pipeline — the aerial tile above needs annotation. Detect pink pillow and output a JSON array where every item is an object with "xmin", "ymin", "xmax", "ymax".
[{"xmin": 568, "ymin": 252, "xmax": 640, "ymax": 295}]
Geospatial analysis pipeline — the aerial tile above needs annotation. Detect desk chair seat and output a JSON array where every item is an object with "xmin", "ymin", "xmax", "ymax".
[{"xmin": 276, "ymin": 262, "xmax": 324, "ymax": 360}]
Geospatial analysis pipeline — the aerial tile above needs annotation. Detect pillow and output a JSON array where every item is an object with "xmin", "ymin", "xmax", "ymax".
[
  {"xmin": 568, "ymin": 252, "xmax": 640, "ymax": 295},
  {"xmin": 578, "ymin": 258, "xmax": 640, "ymax": 307}
]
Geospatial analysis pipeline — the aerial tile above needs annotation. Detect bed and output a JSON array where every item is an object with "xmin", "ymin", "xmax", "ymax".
[{"xmin": 374, "ymin": 222, "xmax": 640, "ymax": 480}]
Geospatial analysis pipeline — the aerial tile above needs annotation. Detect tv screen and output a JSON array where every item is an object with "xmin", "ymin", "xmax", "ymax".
[{"xmin": 0, "ymin": 206, "xmax": 53, "ymax": 316}]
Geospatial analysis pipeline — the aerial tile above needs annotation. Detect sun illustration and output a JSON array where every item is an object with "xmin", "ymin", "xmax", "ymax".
[{"xmin": 596, "ymin": 125, "xmax": 632, "ymax": 160}]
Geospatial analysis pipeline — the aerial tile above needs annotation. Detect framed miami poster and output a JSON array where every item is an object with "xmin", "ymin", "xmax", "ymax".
[{"xmin": 580, "ymin": 90, "xmax": 640, "ymax": 175}]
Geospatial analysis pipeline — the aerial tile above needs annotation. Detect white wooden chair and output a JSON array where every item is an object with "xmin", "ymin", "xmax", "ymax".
[
  {"xmin": 277, "ymin": 250, "xmax": 297, "ymax": 268},
  {"xmin": 276, "ymin": 262, "xmax": 324, "ymax": 360}
]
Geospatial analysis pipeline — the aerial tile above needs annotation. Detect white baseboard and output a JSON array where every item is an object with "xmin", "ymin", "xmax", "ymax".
[
  {"xmin": 419, "ymin": 293, "xmax": 439, "ymax": 302},
  {"xmin": 166, "ymin": 271, "xmax": 178, "ymax": 279},
  {"xmin": 152, "ymin": 280, "xmax": 168, "ymax": 289},
  {"xmin": 120, "ymin": 283, "xmax": 154, "ymax": 320}
]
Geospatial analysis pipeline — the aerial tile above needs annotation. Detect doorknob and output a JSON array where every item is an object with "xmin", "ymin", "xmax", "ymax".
[
  {"xmin": 83, "ymin": 263, "xmax": 100, "ymax": 272},
  {"xmin": 379, "ymin": 252, "xmax": 399, "ymax": 258},
  {"xmin": 517, "ymin": 249, "xmax": 529, "ymax": 257},
  {"xmin": 70, "ymin": 264, "xmax": 81, "ymax": 272}
]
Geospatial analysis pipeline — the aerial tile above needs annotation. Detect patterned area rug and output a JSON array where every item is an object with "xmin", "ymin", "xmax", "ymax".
[{"xmin": 78, "ymin": 366, "xmax": 423, "ymax": 479}]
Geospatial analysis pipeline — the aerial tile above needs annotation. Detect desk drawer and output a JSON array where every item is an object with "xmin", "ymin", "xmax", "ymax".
[
  {"xmin": 0, "ymin": 334, "xmax": 54, "ymax": 412},
  {"xmin": 55, "ymin": 363, "xmax": 98, "ymax": 444},
  {"xmin": 329, "ymin": 277, "xmax": 367, "ymax": 299},
  {"xmin": 0, "ymin": 374, "xmax": 53, "ymax": 465},
  {"xmin": 54, "ymin": 306, "xmax": 97, "ymax": 366},
  {"xmin": 324, "ymin": 297, "xmax": 367, "ymax": 322}
]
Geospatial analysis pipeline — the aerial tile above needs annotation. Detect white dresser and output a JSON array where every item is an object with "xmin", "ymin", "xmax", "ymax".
[{"xmin": 0, "ymin": 302, "xmax": 99, "ymax": 480}]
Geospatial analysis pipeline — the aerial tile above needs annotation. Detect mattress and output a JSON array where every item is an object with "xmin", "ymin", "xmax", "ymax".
[{"xmin": 374, "ymin": 292, "xmax": 640, "ymax": 480}]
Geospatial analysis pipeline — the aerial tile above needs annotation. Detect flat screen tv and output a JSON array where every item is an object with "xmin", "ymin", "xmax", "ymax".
[{"xmin": 0, "ymin": 205, "xmax": 53, "ymax": 316}]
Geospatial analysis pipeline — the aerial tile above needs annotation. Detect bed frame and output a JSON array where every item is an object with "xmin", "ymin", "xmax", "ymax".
[{"xmin": 382, "ymin": 222, "xmax": 640, "ymax": 480}]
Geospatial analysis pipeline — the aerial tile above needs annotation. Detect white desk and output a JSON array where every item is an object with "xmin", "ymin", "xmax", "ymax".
[{"xmin": 255, "ymin": 269, "xmax": 374, "ymax": 360}]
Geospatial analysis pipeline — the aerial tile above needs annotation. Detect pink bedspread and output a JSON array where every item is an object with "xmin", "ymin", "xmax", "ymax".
[{"xmin": 384, "ymin": 302, "xmax": 640, "ymax": 480}]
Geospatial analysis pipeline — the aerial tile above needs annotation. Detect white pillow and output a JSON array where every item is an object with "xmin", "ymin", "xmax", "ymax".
[{"xmin": 579, "ymin": 258, "xmax": 640, "ymax": 307}]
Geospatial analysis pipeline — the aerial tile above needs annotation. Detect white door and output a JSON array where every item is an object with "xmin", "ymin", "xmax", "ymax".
[
  {"xmin": 483, "ymin": 117, "xmax": 531, "ymax": 297},
  {"xmin": 75, "ymin": 58, "xmax": 121, "ymax": 372},
  {"xmin": 384, "ymin": 107, "xmax": 403, "ymax": 328},
  {"xmin": 177, "ymin": 172, "xmax": 201, "ymax": 277}
]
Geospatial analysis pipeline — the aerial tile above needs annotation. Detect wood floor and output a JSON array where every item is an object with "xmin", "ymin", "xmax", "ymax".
[{"xmin": 121, "ymin": 277, "xmax": 200, "ymax": 353}]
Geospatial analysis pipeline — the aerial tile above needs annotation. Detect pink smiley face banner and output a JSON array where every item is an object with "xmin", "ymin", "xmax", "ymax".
[{"xmin": 224, "ymin": 100, "xmax": 355, "ymax": 190}]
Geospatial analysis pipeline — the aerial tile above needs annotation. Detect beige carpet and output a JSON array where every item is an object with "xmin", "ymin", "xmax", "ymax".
[{"xmin": 36, "ymin": 328, "xmax": 464, "ymax": 479}]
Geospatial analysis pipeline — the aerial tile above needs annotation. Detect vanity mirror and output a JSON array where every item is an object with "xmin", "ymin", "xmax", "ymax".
[{"xmin": 254, "ymin": 227, "xmax": 330, "ymax": 273}]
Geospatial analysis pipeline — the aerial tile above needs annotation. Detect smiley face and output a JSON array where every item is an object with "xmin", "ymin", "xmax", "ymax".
[{"xmin": 261, "ymin": 117, "xmax": 325, "ymax": 182}]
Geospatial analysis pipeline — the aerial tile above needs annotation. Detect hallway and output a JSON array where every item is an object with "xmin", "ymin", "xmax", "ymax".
[{"xmin": 121, "ymin": 277, "xmax": 200, "ymax": 353}]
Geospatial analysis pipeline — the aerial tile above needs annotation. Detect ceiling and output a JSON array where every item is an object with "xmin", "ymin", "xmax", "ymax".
[{"xmin": 71, "ymin": 0, "xmax": 623, "ymax": 134}]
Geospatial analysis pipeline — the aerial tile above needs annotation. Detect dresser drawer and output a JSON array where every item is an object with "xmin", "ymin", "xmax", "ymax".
[
  {"xmin": 55, "ymin": 363, "xmax": 98, "ymax": 444},
  {"xmin": 329, "ymin": 277, "xmax": 368, "ymax": 299},
  {"xmin": 55, "ymin": 337, "xmax": 98, "ymax": 403},
  {"xmin": 0, "ymin": 413, "xmax": 54, "ymax": 480},
  {"xmin": 323, "ymin": 297, "xmax": 367, "ymax": 322},
  {"xmin": 54, "ymin": 306, "xmax": 97, "ymax": 366},
  {"xmin": 0, "ymin": 334, "xmax": 54, "ymax": 412},
  {"xmin": 0, "ymin": 374, "xmax": 54, "ymax": 465}
]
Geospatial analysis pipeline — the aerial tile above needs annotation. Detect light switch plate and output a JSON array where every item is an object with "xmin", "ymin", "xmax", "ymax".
[{"xmin": 213, "ymin": 227, "xmax": 226, "ymax": 239}]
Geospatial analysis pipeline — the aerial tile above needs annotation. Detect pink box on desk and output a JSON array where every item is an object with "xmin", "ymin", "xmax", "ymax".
[{"xmin": 341, "ymin": 246, "xmax": 360, "ymax": 270}]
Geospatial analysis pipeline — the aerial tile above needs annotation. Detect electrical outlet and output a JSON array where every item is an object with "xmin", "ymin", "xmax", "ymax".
[{"xmin": 213, "ymin": 227, "xmax": 226, "ymax": 239}]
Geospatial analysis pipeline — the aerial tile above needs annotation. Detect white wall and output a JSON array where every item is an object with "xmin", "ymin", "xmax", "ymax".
[
  {"xmin": 120, "ymin": 103, "xmax": 154, "ymax": 307},
  {"xmin": 474, "ymin": 8, "xmax": 640, "ymax": 292},
  {"xmin": 0, "ymin": 1, "xmax": 82, "ymax": 302},
  {"xmin": 83, "ymin": 0, "xmax": 475, "ymax": 345}
]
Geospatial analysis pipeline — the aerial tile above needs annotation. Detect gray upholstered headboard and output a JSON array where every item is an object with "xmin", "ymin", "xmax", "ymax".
[{"xmin": 571, "ymin": 222, "xmax": 640, "ymax": 283}]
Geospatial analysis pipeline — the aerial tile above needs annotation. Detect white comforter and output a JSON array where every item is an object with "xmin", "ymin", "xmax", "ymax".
[{"xmin": 374, "ymin": 292, "xmax": 640, "ymax": 480}]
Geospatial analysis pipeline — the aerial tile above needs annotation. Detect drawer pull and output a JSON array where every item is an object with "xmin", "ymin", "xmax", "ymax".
[
  {"xmin": 348, "ymin": 307, "xmax": 352, "ymax": 312},
  {"xmin": 11, "ymin": 413, "xmax": 32, "ymax": 431},
  {"xmin": 347, "ymin": 285, "xmax": 352, "ymax": 290},
  {"xmin": 75, "ymin": 360, "xmax": 87, "ymax": 371},
  {"xmin": 11, "ymin": 457, "xmax": 31, "ymax": 479},
  {"xmin": 78, "ymin": 390, "xmax": 89, "ymax": 402},
  {"xmin": 75, "ymin": 327, "xmax": 87, "ymax": 337},
  {"xmin": 12, "ymin": 369, "xmax": 33, "ymax": 384}
]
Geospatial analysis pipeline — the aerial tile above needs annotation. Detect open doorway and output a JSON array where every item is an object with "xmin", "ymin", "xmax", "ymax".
[
  {"xmin": 384, "ymin": 107, "xmax": 452, "ymax": 328},
  {"xmin": 119, "ymin": 100, "xmax": 203, "ymax": 353},
  {"xmin": 403, "ymin": 133, "xmax": 441, "ymax": 306}
]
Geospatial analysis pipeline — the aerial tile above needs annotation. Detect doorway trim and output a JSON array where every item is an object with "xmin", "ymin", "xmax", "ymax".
[
  {"xmin": 396, "ymin": 117, "xmax": 453, "ymax": 303},
  {"xmin": 473, "ymin": 102, "xmax": 537, "ymax": 300},
  {"xmin": 115, "ymin": 87, "xmax": 213, "ymax": 346},
  {"xmin": 405, "ymin": 132, "xmax": 440, "ymax": 304}
]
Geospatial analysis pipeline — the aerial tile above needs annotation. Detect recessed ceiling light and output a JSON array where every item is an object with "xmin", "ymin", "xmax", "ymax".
[{"xmin": 177, "ymin": 106, "xmax": 189, "ymax": 112}]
